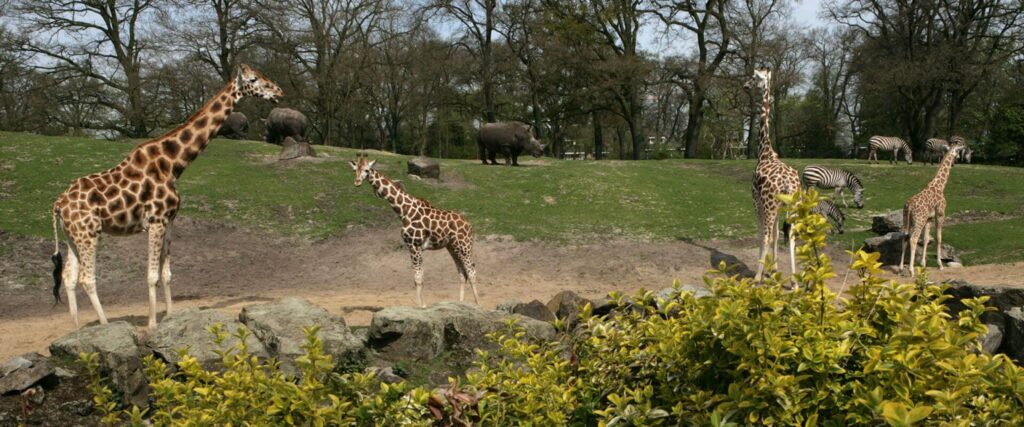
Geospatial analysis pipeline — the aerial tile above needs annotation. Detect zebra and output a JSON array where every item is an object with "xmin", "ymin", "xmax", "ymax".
[
  {"xmin": 801, "ymin": 165, "xmax": 865, "ymax": 209},
  {"xmin": 782, "ymin": 199, "xmax": 846, "ymax": 238},
  {"xmin": 868, "ymin": 136, "xmax": 912, "ymax": 164},
  {"xmin": 950, "ymin": 136, "xmax": 972, "ymax": 163},
  {"xmin": 925, "ymin": 138, "xmax": 949, "ymax": 165}
]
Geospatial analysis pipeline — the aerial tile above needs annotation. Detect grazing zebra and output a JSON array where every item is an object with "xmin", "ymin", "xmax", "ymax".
[
  {"xmin": 782, "ymin": 199, "xmax": 846, "ymax": 238},
  {"xmin": 868, "ymin": 136, "xmax": 912, "ymax": 164},
  {"xmin": 925, "ymin": 138, "xmax": 949, "ymax": 164},
  {"xmin": 801, "ymin": 165, "xmax": 865, "ymax": 209},
  {"xmin": 950, "ymin": 136, "xmax": 973, "ymax": 163}
]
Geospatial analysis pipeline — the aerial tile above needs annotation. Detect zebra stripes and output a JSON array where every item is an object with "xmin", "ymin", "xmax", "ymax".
[
  {"xmin": 812, "ymin": 199, "xmax": 845, "ymax": 234},
  {"xmin": 925, "ymin": 138, "xmax": 949, "ymax": 164},
  {"xmin": 868, "ymin": 136, "xmax": 912, "ymax": 164},
  {"xmin": 801, "ymin": 165, "xmax": 865, "ymax": 208}
]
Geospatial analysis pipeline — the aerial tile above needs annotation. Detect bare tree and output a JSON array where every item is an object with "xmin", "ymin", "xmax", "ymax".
[
  {"xmin": 157, "ymin": 0, "xmax": 260, "ymax": 82},
  {"xmin": 426, "ymin": 0, "xmax": 499, "ymax": 123},
  {"xmin": 14, "ymin": 0, "xmax": 158, "ymax": 137},
  {"xmin": 649, "ymin": 0, "xmax": 732, "ymax": 158}
]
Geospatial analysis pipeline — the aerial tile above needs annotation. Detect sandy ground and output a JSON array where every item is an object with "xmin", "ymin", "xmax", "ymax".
[{"xmin": 1, "ymin": 217, "xmax": 1021, "ymax": 362}]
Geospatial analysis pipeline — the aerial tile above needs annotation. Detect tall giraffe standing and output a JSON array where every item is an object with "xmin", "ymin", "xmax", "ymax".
[
  {"xmin": 745, "ymin": 67, "xmax": 801, "ymax": 282},
  {"xmin": 51, "ymin": 64, "xmax": 283, "ymax": 328},
  {"xmin": 350, "ymin": 155, "xmax": 479, "ymax": 307},
  {"xmin": 899, "ymin": 140, "xmax": 965, "ymax": 277}
]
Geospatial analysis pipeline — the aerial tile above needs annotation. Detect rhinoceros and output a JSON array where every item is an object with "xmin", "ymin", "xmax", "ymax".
[
  {"xmin": 217, "ymin": 112, "xmax": 249, "ymax": 140},
  {"xmin": 262, "ymin": 107, "xmax": 307, "ymax": 145},
  {"xmin": 477, "ymin": 121, "xmax": 546, "ymax": 166}
]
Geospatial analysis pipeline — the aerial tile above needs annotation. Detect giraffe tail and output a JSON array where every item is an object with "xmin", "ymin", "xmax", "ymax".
[{"xmin": 51, "ymin": 208, "xmax": 63, "ymax": 305}]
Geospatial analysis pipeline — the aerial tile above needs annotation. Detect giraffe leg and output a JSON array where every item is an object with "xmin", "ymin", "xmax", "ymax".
[
  {"xmin": 935, "ymin": 211, "xmax": 945, "ymax": 270},
  {"xmin": 447, "ymin": 247, "xmax": 467, "ymax": 302},
  {"xmin": 77, "ymin": 235, "xmax": 107, "ymax": 325},
  {"xmin": 409, "ymin": 245, "xmax": 425, "ymax": 308},
  {"xmin": 788, "ymin": 223, "xmax": 797, "ymax": 282},
  {"xmin": 146, "ymin": 222, "xmax": 167, "ymax": 328},
  {"xmin": 456, "ymin": 245, "xmax": 480, "ymax": 304},
  {"xmin": 898, "ymin": 226, "xmax": 909, "ymax": 276},
  {"xmin": 755, "ymin": 210, "xmax": 775, "ymax": 282},
  {"xmin": 920, "ymin": 221, "xmax": 931, "ymax": 269},
  {"xmin": 908, "ymin": 223, "xmax": 923, "ymax": 278},
  {"xmin": 160, "ymin": 225, "xmax": 173, "ymax": 315},
  {"xmin": 63, "ymin": 242, "xmax": 81, "ymax": 328}
]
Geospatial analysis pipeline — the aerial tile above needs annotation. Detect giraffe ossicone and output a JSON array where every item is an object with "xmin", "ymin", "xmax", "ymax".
[
  {"xmin": 350, "ymin": 156, "xmax": 480, "ymax": 308},
  {"xmin": 51, "ymin": 64, "xmax": 284, "ymax": 329}
]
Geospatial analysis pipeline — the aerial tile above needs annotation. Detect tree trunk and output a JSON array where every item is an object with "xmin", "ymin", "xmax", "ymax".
[
  {"xmin": 683, "ymin": 91, "xmax": 706, "ymax": 159},
  {"xmin": 126, "ymin": 66, "xmax": 147, "ymax": 137},
  {"xmin": 615, "ymin": 127, "xmax": 626, "ymax": 160},
  {"xmin": 482, "ymin": 0, "xmax": 496, "ymax": 123},
  {"xmin": 592, "ymin": 110, "xmax": 604, "ymax": 160},
  {"xmin": 629, "ymin": 108, "xmax": 642, "ymax": 161}
]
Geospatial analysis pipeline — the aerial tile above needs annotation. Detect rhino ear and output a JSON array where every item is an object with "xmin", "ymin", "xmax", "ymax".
[{"xmin": 349, "ymin": 160, "xmax": 358, "ymax": 170}]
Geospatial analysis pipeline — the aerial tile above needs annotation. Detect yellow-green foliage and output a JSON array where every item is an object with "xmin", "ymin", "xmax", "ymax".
[
  {"xmin": 83, "ymin": 325, "xmax": 433, "ymax": 426},
  {"xmin": 464, "ymin": 190, "xmax": 1024, "ymax": 426},
  {"xmin": 84, "ymin": 190, "xmax": 1024, "ymax": 426}
]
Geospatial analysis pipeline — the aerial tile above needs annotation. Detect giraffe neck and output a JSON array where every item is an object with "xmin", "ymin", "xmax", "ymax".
[
  {"xmin": 368, "ymin": 170, "xmax": 419, "ymax": 217},
  {"xmin": 757, "ymin": 81, "xmax": 777, "ymax": 163},
  {"xmin": 927, "ymin": 148, "xmax": 957, "ymax": 193},
  {"xmin": 134, "ymin": 79, "xmax": 243, "ymax": 180}
]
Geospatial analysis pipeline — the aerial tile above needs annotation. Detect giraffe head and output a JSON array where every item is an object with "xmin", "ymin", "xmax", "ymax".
[
  {"xmin": 235, "ymin": 64, "xmax": 284, "ymax": 103},
  {"xmin": 743, "ymin": 66, "xmax": 772, "ymax": 91},
  {"xmin": 349, "ymin": 155, "xmax": 377, "ymax": 186}
]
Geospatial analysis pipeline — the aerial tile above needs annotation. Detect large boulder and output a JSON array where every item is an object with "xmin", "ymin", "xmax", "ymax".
[
  {"xmin": 863, "ymin": 232, "xmax": 960, "ymax": 266},
  {"xmin": 505, "ymin": 300, "xmax": 556, "ymax": 323},
  {"xmin": 146, "ymin": 309, "xmax": 268, "ymax": 371},
  {"xmin": 279, "ymin": 136, "xmax": 316, "ymax": 160},
  {"xmin": 872, "ymin": 211, "xmax": 903, "ymax": 234},
  {"xmin": 408, "ymin": 156, "xmax": 441, "ymax": 179},
  {"xmin": 943, "ymin": 281, "xmax": 1024, "ymax": 361},
  {"xmin": 546, "ymin": 291, "xmax": 592, "ymax": 325},
  {"xmin": 49, "ymin": 321, "xmax": 147, "ymax": 406},
  {"xmin": 368, "ymin": 302, "xmax": 555, "ymax": 361},
  {"xmin": 0, "ymin": 353, "xmax": 53, "ymax": 395},
  {"xmin": 239, "ymin": 298, "xmax": 365, "ymax": 375}
]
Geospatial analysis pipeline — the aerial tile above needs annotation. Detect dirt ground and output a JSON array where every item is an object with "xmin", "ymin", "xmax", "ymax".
[{"xmin": 1, "ymin": 217, "xmax": 1021, "ymax": 362}]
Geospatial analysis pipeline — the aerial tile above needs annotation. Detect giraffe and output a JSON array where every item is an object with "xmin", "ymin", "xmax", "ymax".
[
  {"xmin": 745, "ymin": 67, "xmax": 801, "ymax": 282},
  {"xmin": 349, "ymin": 155, "xmax": 479, "ymax": 307},
  {"xmin": 898, "ymin": 140, "xmax": 965, "ymax": 277},
  {"xmin": 50, "ymin": 64, "xmax": 283, "ymax": 328}
]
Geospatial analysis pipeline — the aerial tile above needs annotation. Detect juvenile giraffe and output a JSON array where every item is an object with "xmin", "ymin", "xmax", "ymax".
[
  {"xmin": 899, "ymin": 140, "xmax": 965, "ymax": 277},
  {"xmin": 350, "ymin": 155, "xmax": 479, "ymax": 307},
  {"xmin": 745, "ymin": 67, "xmax": 801, "ymax": 282},
  {"xmin": 51, "ymin": 64, "xmax": 283, "ymax": 328}
]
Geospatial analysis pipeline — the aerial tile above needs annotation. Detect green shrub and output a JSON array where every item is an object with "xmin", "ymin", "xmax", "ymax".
[
  {"xmin": 464, "ymin": 189, "xmax": 1024, "ymax": 426},
  {"xmin": 85, "ymin": 189, "xmax": 1024, "ymax": 426}
]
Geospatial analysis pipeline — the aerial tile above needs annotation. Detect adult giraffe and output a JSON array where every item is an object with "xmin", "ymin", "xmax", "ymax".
[
  {"xmin": 746, "ymin": 67, "xmax": 801, "ymax": 282},
  {"xmin": 899, "ymin": 140, "xmax": 965, "ymax": 277},
  {"xmin": 51, "ymin": 64, "xmax": 283, "ymax": 328}
]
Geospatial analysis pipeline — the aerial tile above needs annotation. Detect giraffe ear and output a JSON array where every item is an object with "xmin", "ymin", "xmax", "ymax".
[
  {"xmin": 367, "ymin": 160, "xmax": 377, "ymax": 170},
  {"xmin": 348, "ymin": 160, "xmax": 358, "ymax": 170}
]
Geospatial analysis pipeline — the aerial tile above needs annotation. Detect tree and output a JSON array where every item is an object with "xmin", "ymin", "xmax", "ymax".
[
  {"xmin": 649, "ymin": 0, "xmax": 732, "ymax": 158},
  {"xmin": 730, "ymin": 0, "xmax": 787, "ymax": 157},
  {"xmin": 157, "ymin": 0, "xmax": 260, "ymax": 82},
  {"xmin": 14, "ymin": 0, "xmax": 158, "ymax": 137},
  {"xmin": 426, "ymin": 0, "xmax": 499, "ymax": 123}
]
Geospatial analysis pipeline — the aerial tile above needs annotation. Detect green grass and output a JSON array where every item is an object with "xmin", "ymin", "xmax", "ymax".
[{"xmin": 3, "ymin": 131, "xmax": 1024, "ymax": 264}]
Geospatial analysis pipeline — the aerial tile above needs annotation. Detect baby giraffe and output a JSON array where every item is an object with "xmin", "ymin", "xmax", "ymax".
[{"xmin": 350, "ymin": 155, "xmax": 479, "ymax": 307}]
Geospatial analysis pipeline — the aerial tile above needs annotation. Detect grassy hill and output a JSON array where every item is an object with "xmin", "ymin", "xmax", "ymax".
[{"xmin": 2, "ymin": 131, "xmax": 1023, "ymax": 264}]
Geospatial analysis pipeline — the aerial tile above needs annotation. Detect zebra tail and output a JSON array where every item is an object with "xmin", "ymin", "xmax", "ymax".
[{"xmin": 51, "ymin": 209, "xmax": 63, "ymax": 305}]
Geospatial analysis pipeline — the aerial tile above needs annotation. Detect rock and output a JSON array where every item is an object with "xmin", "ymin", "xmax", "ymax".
[
  {"xmin": 1003, "ymin": 307, "xmax": 1024, "ymax": 362},
  {"xmin": 407, "ymin": 156, "xmax": 440, "ymax": 179},
  {"xmin": 60, "ymin": 399, "xmax": 94, "ymax": 417},
  {"xmin": 981, "ymin": 323, "xmax": 1004, "ymax": 354},
  {"xmin": 506, "ymin": 300, "xmax": 556, "ymax": 323},
  {"xmin": 591, "ymin": 297, "xmax": 618, "ymax": 317},
  {"xmin": 655, "ymin": 285, "xmax": 711, "ymax": 311},
  {"xmin": 147, "ymin": 309, "xmax": 268, "ymax": 371},
  {"xmin": 49, "ymin": 321, "xmax": 148, "ymax": 407},
  {"xmin": 872, "ymin": 211, "xmax": 903, "ymax": 234},
  {"xmin": 53, "ymin": 367, "xmax": 76, "ymax": 379},
  {"xmin": 494, "ymin": 301, "xmax": 518, "ymax": 313},
  {"xmin": 368, "ymin": 302, "xmax": 555, "ymax": 361},
  {"xmin": 239, "ymin": 298, "xmax": 365, "ymax": 376},
  {"xmin": 367, "ymin": 366, "xmax": 404, "ymax": 384},
  {"xmin": 0, "ymin": 353, "xmax": 53, "ymax": 395},
  {"xmin": 546, "ymin": 291, "xmax": 592, "ymax": 324},
  {"xmin": 863, "ymin": 232, "xmax": 960, "ymax": 265},
  {"xmin": 279, "ymin": 136, "xmax": 316, "ymax": 160}
]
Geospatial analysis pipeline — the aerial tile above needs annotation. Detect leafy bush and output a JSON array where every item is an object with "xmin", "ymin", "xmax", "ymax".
[
  {"xmin": 85, "ymin": 189, "xmax": 1024, "ymax": 426},
  {"xmin": 464, "ymin": 189, "xmax": 1024, "ymax": 426}
]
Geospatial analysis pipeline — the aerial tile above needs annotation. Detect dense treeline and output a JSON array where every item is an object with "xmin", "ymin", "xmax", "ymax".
[{"xmin": 1, "ymin": 0, "xmax": 1022, "ymax": 163}]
